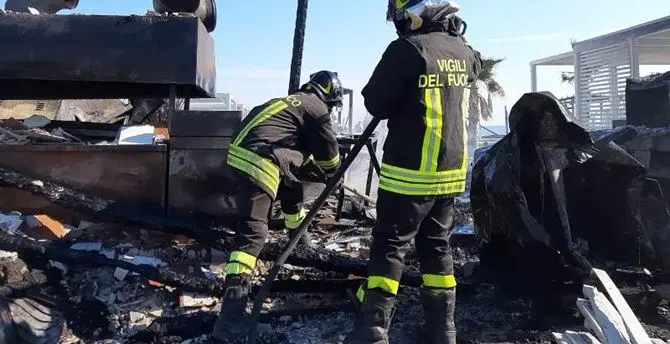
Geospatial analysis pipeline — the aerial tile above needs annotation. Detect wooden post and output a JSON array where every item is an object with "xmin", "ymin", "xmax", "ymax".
[{"xmin": 288, "ymin": 0, "xmax": 308, "ymax": 94}]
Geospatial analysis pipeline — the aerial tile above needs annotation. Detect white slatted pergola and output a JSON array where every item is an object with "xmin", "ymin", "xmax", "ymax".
[{"xmin": 530, "ymin": 15, "xmax": 670, "ymax": 130}]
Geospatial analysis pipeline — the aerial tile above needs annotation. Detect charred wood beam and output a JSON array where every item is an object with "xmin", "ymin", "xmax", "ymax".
[
  {"xmin": 252, "ymin": 278, "xmax": 363, "ymax": 294},
  {"xmin": 130, "ymin": 300, "xmax": 351, "ymax": 342},
  {"xmin": 254, "ymin": 239, "xmax": 422, "ymax": 287},
  {"xmin": 0, "ymin": 231, "xmax": 375, "ymax": 298},
  {"xmin": 0, "ymin": 167, "xmax": 423, "ymax": 286}
]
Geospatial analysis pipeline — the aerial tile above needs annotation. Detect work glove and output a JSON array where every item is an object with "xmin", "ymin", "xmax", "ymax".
[{"xmin": 297, "ymin": 156, "xmax": 328, "ymax": 184}]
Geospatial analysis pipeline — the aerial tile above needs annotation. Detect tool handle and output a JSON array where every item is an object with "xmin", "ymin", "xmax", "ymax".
[{"xmin": 246, "ymin": 117, "xmax": 382, "ymax": 343}]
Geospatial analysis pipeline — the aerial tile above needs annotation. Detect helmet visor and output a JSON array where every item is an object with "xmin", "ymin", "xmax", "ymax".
[{"xmin": 387, "ymin": 0, "xmax": 460, "ymax": 22}]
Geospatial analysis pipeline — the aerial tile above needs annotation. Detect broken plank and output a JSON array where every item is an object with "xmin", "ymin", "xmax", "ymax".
[
  {"xmin": 593, "ymin": 268, "xmax": 652, "ymax": 344},
  {"xmin": 577, "ymin": 332, "xmax": 603, "ymax": 344},
  {"xmin": 564, "ymin": 330, "xmax": 591, "ymax": 344},
  {"xmin": 583, "ymin": 285, "xmax": 631, "ymax": 344},
  {"xmin": 552, "ymin": 332, "xmax": 570, "ymax": 344},
  {"xmin": 576, "ymin": 298, "xmax": 606, "ymax": 344}
]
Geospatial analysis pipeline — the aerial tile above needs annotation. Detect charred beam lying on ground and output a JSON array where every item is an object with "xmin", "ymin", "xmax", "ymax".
[
  {"xmin": 0, "ymin": 166, "xmax": 425, "ymax": 287},
  {"xmin": 256, "ymin": 278, "xmax": 363, "ymax": 294},
  {"xmin": 130, "ymin": 299, "xmax": 353, "ymax": 342},
  {"xmin": 255, "ymin": 240, "xmax": 422, "ymax": 287},
  {"xmin": 0, "ymin": 231, "xmax": 373, "ymax": 298}
]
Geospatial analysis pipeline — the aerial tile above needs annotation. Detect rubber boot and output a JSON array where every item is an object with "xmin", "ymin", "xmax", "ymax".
[
  {"xmin": 212, "ymin": 275, "xmax": 251, "ymax": 341},
  {"xmin": 346, "ymin": 289, "xmax": 395, "ymax": 344},
  {"xmin": 419, "ymin": 287, "xmax": 457, "ymax": 344}
]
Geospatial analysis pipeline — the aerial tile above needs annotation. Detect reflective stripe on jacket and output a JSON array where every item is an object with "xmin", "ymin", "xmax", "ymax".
[
  {"xmin": 226, "ymin": 91, "xmax": 340, "ymax": 198},
  {"xmin": 363, "ymin": 31, "xmax": 482, "ymax": 197}
]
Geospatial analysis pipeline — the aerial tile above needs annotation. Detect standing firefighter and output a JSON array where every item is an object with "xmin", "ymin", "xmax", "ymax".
[
  {"xmin": 212, "ymin": 71, "xmax": 343, "ymax": 340},
  {"xmin": 347, "ymin": 1, "xmax": 481, "ymax": 344}
]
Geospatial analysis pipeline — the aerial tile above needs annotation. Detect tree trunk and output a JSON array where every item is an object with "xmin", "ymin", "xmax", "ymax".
[
  {"xmin": 467, "ymin": 85, "xmax": 480, "ymax": 156},
  {"xmin": 288, "ymin": 0, "xmax": 308, "ymax": 94}
]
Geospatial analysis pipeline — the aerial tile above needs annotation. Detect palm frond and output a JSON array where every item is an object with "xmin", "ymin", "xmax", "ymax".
[
  {"xmin": 477, "ymin": 57, "xmax": 505, "ymax": 83},
  {"xmin": 486, "ymin": 79, "xmax": 505, "ymax": 97},
  {"xmin": 560, "ymin": 71, "xmax": 575, "ymax": 84},
  {"xmin": 479, "ymin": 95, "xmax": 492, "ymax": 121}
]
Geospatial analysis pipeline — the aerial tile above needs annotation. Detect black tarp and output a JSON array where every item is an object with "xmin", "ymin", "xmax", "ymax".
[{"xmin": 471, "ymin": 92, "xmax": 670, "ymax": 278}]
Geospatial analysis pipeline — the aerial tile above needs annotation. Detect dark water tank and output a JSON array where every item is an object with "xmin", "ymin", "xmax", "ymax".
[{"xmin": 153, "ymin": 0, "xmax": 217, "ymax": 32}]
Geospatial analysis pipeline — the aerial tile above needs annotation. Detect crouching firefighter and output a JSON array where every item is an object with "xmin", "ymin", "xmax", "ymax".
[
  {"xmin": 212, "ymin": 70, "xmax": 344, "ymax": 340},
  {"xmin": 346, "ymin": 1, "xmax": 482, "ymax": 344}
]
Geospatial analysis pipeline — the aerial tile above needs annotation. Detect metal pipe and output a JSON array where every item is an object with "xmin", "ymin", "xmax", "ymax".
[{"xmin": 246, "ymin": 117, "xmax": 382, "ymax": 344}]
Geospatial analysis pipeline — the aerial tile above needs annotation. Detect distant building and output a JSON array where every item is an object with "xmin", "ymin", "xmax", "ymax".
[
  {"xmin": 235, "ymin": 103, "xmax": 250, "ymax": 117},
  {"xmin": 190, "ymin": 92, "xmax": 248, "ymax": 116}
]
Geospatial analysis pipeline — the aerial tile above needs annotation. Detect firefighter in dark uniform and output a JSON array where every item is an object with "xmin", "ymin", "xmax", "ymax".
[
  {"xmin": 212, "ymin": 71, "xmax": 344, "ymax": 340},
  {"xmin": 347, "ymin": 1, "xmax": 482, "ymax": 344}
]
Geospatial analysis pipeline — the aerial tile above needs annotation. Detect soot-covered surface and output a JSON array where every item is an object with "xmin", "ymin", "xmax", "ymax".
[{"xmin": 0, "ymin": 192, "xmax": 667, "ymax": 343}]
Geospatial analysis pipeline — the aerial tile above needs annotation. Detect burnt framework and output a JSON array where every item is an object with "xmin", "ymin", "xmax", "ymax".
[{"xmin": 0, "ymin": 166, "xmax": 424, "ymax": 287}]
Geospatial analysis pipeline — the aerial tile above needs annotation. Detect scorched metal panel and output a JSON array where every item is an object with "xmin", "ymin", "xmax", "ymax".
[{"xmin": 0, "ymin": 13, "xmax": 215, "ymax": 99}]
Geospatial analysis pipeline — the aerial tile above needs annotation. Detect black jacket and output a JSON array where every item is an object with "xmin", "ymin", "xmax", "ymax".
[
  {"xmin": 226, "ymin": 91, "xmax": 340, "ymax": 198},
  {"xmin": 363, "ymin": 30, "xmax": 482, "ymax": 197}
]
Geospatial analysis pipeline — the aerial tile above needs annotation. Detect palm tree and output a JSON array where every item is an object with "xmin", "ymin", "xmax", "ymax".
[
  {"xmin": 288, "ymin": 0, "xmax": 309, "ymax": 94},
  {"xmin": 467, "ymin": 57, "xmax": 505, "ymax": 153}
]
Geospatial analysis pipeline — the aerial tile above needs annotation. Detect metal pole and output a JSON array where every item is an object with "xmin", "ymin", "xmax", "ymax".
[
  {"xmin": 348, "ymin": 90, "xmax": 354, "ymax": 135},
  {"xmin": 530, "ymin": 64, "xmax": 537, "ymax": 92},
  {"xmin": 246, "ymin": 117, "xmax": 382, "ymax": 344},
  {"xmin": 504, "ymin": 105, "xmax": 509, "ymax": 134}
]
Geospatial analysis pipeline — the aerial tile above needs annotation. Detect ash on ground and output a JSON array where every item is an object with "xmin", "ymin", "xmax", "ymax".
[{"xmin": 0, "ymin": 192, "xmax": 667, "ymax": 344}]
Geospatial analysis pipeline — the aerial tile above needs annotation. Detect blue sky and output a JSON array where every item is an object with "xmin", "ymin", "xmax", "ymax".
[{"xmin": 74, "ymin": 0, "xmax": 670, "ymax": 126}]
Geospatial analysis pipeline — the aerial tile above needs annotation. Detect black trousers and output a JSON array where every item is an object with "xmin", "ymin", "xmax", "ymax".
[
  {"xmin": 232, "ymin": 175, "xmax": 304, "ymax": 258},
  {"xmin": 364, "ymin": 189, "xmax": 456, "ymax": 296}
]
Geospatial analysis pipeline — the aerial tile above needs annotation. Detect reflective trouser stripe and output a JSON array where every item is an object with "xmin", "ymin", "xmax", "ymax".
[
  {"xmin": 422, "ymin": 274, "xmax": 457, "ymax": 289},
  {"xmin": 367, "ymin": 276, "xmax": 400, "ymax": 295},
  {"xmin": 227, "ymin": 145, "xmax": 280, "ymax": 198},
  {"xmin": 356, "ymin": 285, "xmax": 365, "ymax": 303},
  {"xmin": 316, "ymin": 153, "xmax": 341, "ymax": 170},
  {"xmin": 421, "ymin": 88, "xmax": 443, "ymax": 172},
  {"xmin": 226, "ymin": 262, "xmax": 253, "ymax": 275},
  {"xmin": 284, "ymin": 208, "xmax": 307, "ymax": 230},
  {"xmin": 378, "ymin": 177, "xmax": 466, "ymax": 196},
  {"xmin": 226, "ymin": 251, "xmax": 257, "ymax": 276},
  {"xmin": 233, "ymin": 100, "xmax": 288, "ymax": 145}
]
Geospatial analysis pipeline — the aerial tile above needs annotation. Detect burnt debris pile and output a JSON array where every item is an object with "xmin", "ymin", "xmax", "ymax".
[
  {"xmin": 0, "ymin": 75, "xmax": 667, "ymax": 344},
  {"xmin": 472, "ymin": 92, "xmax": 670, "ymax": 279}
]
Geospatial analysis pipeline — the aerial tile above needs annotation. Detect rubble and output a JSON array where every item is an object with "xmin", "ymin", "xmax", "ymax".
[
  {"xmin": 0, "ymin": 97, "xmax": 665, "ymax": 343},
  {"xmin": 0, "ymin": 182, "xmax": 665, "ymax": 344},
  {"xmin": 0, "ymin": 113, "xmax": 170, "ymax": 146}
]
